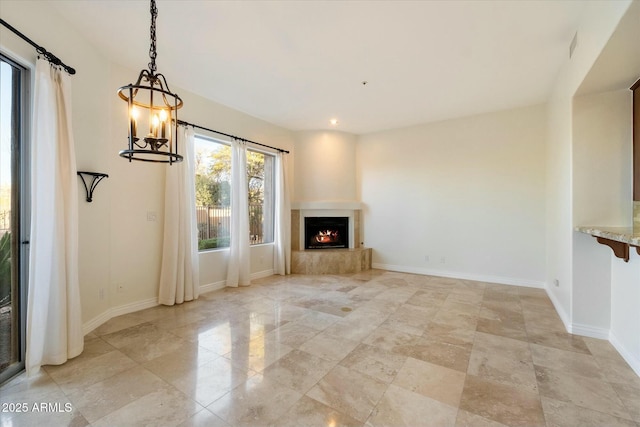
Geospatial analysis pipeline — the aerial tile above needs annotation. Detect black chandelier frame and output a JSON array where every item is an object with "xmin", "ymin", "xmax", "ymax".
[{"xmin": 117, "ymin": 0, "xmax": 183, "ymax": 164}]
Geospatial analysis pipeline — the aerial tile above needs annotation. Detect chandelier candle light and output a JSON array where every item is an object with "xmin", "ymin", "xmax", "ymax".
[{"xmin": 117, "ymin": 0, "xmax": 183, "ymax": 163}]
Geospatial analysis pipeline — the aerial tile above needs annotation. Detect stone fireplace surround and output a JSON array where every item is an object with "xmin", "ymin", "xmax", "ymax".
[{"xmin": 291, "ymin": 201, "xmax": 372, "ymax": 274}]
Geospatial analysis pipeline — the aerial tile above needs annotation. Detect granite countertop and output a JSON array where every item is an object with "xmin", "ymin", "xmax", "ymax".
[{"xmin": 575, "ymin": 225, "xmax": 640, "ymax": 246}]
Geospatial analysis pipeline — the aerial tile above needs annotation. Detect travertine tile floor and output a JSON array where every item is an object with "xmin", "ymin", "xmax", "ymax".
[{"xmin": 2, "ymin": 270, "xmax": 640, "ymax": 426}]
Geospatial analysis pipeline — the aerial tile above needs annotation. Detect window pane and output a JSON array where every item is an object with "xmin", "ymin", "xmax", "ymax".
[
  {"xmin": 248, "ymin": 150, "xmax": 274, "ymax": 245},
  {"xmin": 195, "ymin": 136, "xmax": 231, "ymax": 250},
  {"xmin": 0, "ymin": 56, "xmax": 25, "ymax": 382}
]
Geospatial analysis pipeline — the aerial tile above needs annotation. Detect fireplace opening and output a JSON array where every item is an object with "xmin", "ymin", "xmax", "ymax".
[{"xmin": 305, "ymin": 217, "xmax": 349, "ymax": 249}]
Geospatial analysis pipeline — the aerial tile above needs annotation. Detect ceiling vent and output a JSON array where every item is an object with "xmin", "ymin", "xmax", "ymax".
[{"xmin": 569, "ymin": 32, "xmax": 578, "ymax": 59}]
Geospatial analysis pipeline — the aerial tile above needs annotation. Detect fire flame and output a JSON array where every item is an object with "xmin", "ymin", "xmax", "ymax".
[{"xmin": 315, "ymin": 230, "xmax": 339, "ymax": 243}]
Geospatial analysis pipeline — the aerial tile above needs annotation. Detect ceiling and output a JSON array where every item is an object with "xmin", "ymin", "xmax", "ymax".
[
  {"xmin": 48, "ymin": 0, "xmax": 588, "ymax": 134},
  {"xmin": 576, "ymin": 0, "xmax": 640, "ymax": 96}
]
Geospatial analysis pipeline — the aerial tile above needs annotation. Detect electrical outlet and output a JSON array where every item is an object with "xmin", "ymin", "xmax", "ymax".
[
  {"xmin": 147, "ymin": 211, "xmax": 157, "ymax": 222},
  {"xmin": 440, "ymin": 257, "xmax": 446, "ymax": 264},
  {"xmin": 99, "ymin": 288, "xmax": 105, "ymax": 300}
]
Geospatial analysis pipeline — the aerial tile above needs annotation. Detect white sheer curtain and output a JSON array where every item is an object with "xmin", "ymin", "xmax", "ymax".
[
  {"xmin": 226, "ymin": 139, "xmax": 251, "ymax": 287},
  {"xmin": 273, "ymin": 152, "xmax": 291, "ymax": 275},
  {"xmin": 159, "ymin": 127, "xmax": 200, "ymax": 305},
  {"xmin": 26, "ymin": 59, "xmax": 83, "ymax": 375}
]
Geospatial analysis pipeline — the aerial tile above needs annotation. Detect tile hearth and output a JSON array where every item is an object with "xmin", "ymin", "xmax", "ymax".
[
  {"xmin": 291, "ymin": 247, "xmax": 372, "ymax": 274},
  {"xmin": 1, "ymin": 270, "xmax": 639, "ymax": 426}
]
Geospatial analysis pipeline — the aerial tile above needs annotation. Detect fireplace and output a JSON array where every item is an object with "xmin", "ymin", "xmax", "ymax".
[{"xmin": 304, "ymin": 217, "xmax": 349, "ymax": 249}]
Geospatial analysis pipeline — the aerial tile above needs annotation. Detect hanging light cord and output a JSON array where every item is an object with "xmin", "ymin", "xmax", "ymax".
[
  {"xmin": 148, "ymin": 0, "xmax": 158, "ymax": 74},
  {"xmin": 0, "ymin": 18, "xmax": 76, "ymax": 75}
]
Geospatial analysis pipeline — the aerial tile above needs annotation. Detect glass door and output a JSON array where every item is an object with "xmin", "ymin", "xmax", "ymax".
[{"xmin": 0, "ymin": 54, "xmax": 28, "ymax": 384}]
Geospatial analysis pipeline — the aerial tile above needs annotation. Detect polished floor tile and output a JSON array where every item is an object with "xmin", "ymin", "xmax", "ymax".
[
  {"xmin": 367, "ymin": 383, "xmax": 458, "ymax": 427},
  {"xmin": 299, "ymin": 330, "xmax": 360, "ymax": 361},
  {"xmin": 91, "ymin": 384, "xmax": 202, "ymax": 427},
  {"xmin": 535, "ymin": 365, "xmax": 632, "ymax": 420},
  {"xmin": 541, "ymin": 396, "xmax": 637, "ymax": 427},
  {"xmin": 307, "ymin": 364, "xmax": 387, "ymax": 422},
  {"xmin": 524, "ymin": 324, "xmax": 591, "ymax": 354},
  {"xmin": 176, "ymin": 408, "xmax": 230, "ymax": 427},
  {"xmin": 2, "ymin": 270, "xmax": 639, "ymax": 427},
  {"xmin": 339, "ymin": 343, "xmax": 407, "ymax": 384},
  {"xmin": 277, "ymin": 395, "xmax": 362, "ymax": 427},
  {"xmin": 65, "ymin": 366, "xmax": 167, "ymax": 423},
  {"xmin": 530, "ymin": 343, "xmax": 606, "ymax": 381},
  {"xmin": 455, "ymin": 409, "xmax": 511, "ymax": 427},
  {"xmin": 612, "ymin": 382, "xmax": 640, "ymax": 423},
  {"xmin": 206, "ymin": 375, "xmax": 302, "ymax": 427},
  {"xmin": 44, "ymin": 349, "xmax": 138, "ymax": 394},
  {"xmin": 261, "ymin": 349, "xmax": 335, "ymax": 394},
  {"xmin": 392, "ymin": 357, "xmax": 466, "ymax": 407},
  {"xmin": 459, "ymin": 374, "xmax": 546, "ymax": 427},
  {"xmin": 164, "ymin": 355, "xmax": 257, "ymax": 407},
  {"xmin": 467, "ymin": 332, "xmax": 537, "ymax": 392}
]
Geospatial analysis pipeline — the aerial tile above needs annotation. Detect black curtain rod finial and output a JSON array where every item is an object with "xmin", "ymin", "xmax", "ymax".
[
  {"xmin": 1, "ymin": 18, "xmax": 76, "ymax": 75},
  {"xmin": 38, "ymin": 48, "xmax": 76, "ymax": 75}
]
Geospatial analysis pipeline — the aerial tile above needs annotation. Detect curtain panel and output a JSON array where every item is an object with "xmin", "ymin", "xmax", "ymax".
[
  {"xmin": 159, "ymin": 127, "xmax": 200, "ymax": 305},
  {"xmin": 226, "ymin": 139, "xmax": 251, "ymax": 287},
  {"xmin": 273, "ymin": 152, "xmax": 291, "ymax": 275},
  {"xmin": 26, "ymin": 59, "xmax": 83, "ymax": 375}
]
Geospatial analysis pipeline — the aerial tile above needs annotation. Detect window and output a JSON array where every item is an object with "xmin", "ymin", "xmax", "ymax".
[
  {"xmin": 194, "ymin": 135, "xmax": 275, "ymax": 251},
  {"xmin": 0, "ymin": 54, "xmax": 29, "ymax": 384}
]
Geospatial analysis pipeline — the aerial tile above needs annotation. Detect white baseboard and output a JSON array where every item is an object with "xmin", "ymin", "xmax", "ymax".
[
  {"xmin": 252, "ymin": 268, "xmax": 275, "ymax": 280},
  {"xmin": 544, "ymin": 286, "xmax": 572, "ymax": 333},
  {"xmin": 571, "ymin": 323, "xmax": 610, "ymax": 340},
  {"xmin": 82, "ymin": 297, "xmax": 157, "ymax": 336},
  {"xmin": 83, "ymin": 270, "xmax": 277, "ymax": 335},
  {"xmin": 82, "ymin": 310, "xmax": 113, "ymax": 336},
  {"xmin": 200, "ymin": 280, "xmax": 226, "ymax": 295},
  {"xmin": 372, "ymin": 263, "xmax": 545, "ymax": 289},
  {"xmin": 609, "ymin": 331, "xmax": 640, "ymax": 377},
  {"xmin": 110, "ymin": 297, "xmax": 158, "ymax": 319}
]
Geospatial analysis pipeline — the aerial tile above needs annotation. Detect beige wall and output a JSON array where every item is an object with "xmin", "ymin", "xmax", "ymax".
[
  {"xmin": 573, "ymin": 89, "xmax": 632, "ymax": 227},
  {"xmin": 357, "ymin": 105, "xmax": 547, "ymax": 286},
  {"xmin": 571, "ymin": 90, "xmax": 632, "ymax": 332},
  {"xmin": 293, "ymin": 130, "xmax": 357, "ymax": 203}
]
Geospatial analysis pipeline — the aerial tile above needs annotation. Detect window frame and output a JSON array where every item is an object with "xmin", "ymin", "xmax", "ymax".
[
  {"xmin": 0, "ymin": 52, "xmax": 31, "ymax": 385},
  {"xmin": 193, "ymin": 134, "xmax": 276, "ymax": 252}
]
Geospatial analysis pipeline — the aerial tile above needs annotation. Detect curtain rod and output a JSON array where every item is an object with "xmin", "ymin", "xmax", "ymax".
[
  {"xmin": 0, "ymin": 18, "xmax": 76, "ymax": 75},
  {"xmin": 177, "ymin": 119, "xmax": 289, "ymax": 154}
]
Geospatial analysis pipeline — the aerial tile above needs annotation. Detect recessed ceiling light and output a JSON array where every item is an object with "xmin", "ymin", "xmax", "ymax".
[{"xmin": 329, "ymin": 118, "xmax": 338, "ymax": 126}]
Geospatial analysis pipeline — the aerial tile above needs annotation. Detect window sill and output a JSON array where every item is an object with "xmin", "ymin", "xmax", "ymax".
[{"xmin": 198, "ymin": 242, "xmax": 275, "ymax": 254}]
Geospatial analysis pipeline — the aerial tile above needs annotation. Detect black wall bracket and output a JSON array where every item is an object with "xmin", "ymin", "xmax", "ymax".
[{"xmin": 77, "ymin": 171, "xmax": 108, "ymax": 202}]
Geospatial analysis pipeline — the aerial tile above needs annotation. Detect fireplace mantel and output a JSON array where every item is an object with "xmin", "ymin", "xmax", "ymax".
[
  {"xmin": 292, "ymin": 201, "xmax": 363, "ymax": 210},
  {"xmin": 293, "ymin": 207, "xmax": 361, "ymax": 250}
]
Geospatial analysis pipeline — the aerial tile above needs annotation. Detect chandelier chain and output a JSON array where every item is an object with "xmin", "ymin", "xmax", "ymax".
[{"xmin": 148, "ymin": 0, "xmax": 158, "ymax": 73}]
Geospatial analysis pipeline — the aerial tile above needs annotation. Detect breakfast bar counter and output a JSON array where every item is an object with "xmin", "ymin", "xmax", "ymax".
[{"xmin": 575, "ymin": 225, "xmax": 640, "ymax": 262}]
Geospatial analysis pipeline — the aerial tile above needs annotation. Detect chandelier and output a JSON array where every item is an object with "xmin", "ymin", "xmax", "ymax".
[{"xmin": 117, "ymin": 0, "xmax": 183, "ymax": 164}]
